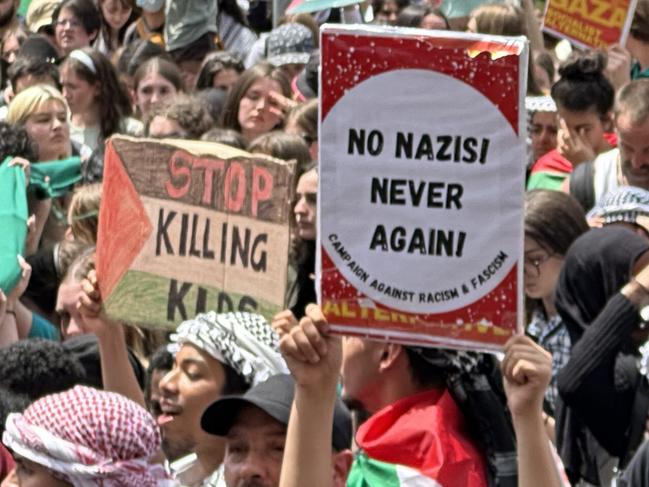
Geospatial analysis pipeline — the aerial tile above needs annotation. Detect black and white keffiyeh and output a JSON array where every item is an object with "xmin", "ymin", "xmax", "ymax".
[
  {"xmin": 171, "ymin": 312, "xmax": 288, "ymax": 386},
  {"xmin": 409, "ymin": 346, "xmax": 518, "ymax": 487}
]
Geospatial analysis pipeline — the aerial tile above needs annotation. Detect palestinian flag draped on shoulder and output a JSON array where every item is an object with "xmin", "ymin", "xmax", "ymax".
[{"xmin": 347, "ymin": 389, "xmax": 488, "ymax": 487}]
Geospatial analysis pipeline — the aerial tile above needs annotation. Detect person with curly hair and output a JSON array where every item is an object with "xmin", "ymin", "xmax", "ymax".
[
  {"xmin": 145, "ymin": 94, "xmax": 214, "ymax": 139},
  {"xmin": 0, "ymin": 121, "xmax": 38, "ymax": 163}
]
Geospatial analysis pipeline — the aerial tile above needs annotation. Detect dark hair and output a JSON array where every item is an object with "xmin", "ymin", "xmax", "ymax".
[
  {"xmin": 23, "ymin": 241, "xmax": 91, "ymax": 317},
  {"xmin": 372, "ymin": 0, "xmax": 409, "ymax": 20},
  {"xmin": 287, "ymin": 99, "xmax": 317, "ymax": 145},
  {"xmin": 221, "ymin": 362, "xmax": 250, "ymax": 395},
  {"xmin": 551, "ymin": 51, "xmax": 614, "ymax": 117},
  {"xmin": 631, "ymin": 0, "xmax": 649, "ymax": 43},
  {"xmin": 195, "ymin": 51, "xmax": 244, "ymax": 91},
  {"xmin": 220, "ymin": 62, "xmax": 291, "ymax": 132},
  {"xmin": 248, "ymin": 131, "xmax": 312, "ymax": 169},
  {"xmin": 116, "ymin": 39, "xmax": 168, "ymax": 77},
  {"xmin": 0, "ymin": 339, "xmax": 86, "ymax": 399},
  {"xmin": 395, "ymin": 5, "xmax": 449, "ymax": 28},
  {"xmin": 62, "ymin": 334, "xmax": 146, "ymax": 389},
  {"xmin": 525, "ymin": 190, "xmax": 589, "ymax": 256},
  {"xmin": 145, "ymin": 345, "xmax": 174, "ymax": 407},
  {"xmin": 0, "ymin": 388, "xmax": 31, "ymax": 437},
  {"xmin": 133, "ymin": 56, "xmax": 183, "ymax": 93},
  {"xmin": 197, "ymin": 87, "xmax": 228, "ymax": 123},
  {"xmin": 404, "ymin": 348, "xmax": 445, "ymax": 389},
  {"xmin": 0, "ymin": 121, "xmax": 39, "ymax": 162},
  {"xmin": 145, "ymin": 94, "xmax": 215, "ymax": 139},
  {"xmin": 218, "ymin": 0, "xmax": 249, "ymax": 28},
  {"xmin": 525, "ymin": 189, "xmax": 588, "ymax": 319},
  {"xmin": 53, "ymin": 0, "xmax": 101, "ymax": 37},
  {"xmin": 8, "ymin": 56, "xmax": 60, "ymax": 92},
  {"xmin": 201, "ymin": 127, "xmax": 247, "ymax": 149},
  {"xmin": 61, "ymin": 47, "xmax": 132, "ymax": 139},
  {"xmin": 98, "ymin": 0, "xmax": 138, "ymax": 51}
]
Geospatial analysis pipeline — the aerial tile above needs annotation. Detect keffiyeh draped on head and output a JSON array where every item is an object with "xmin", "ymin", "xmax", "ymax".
[
  {"xmin": 555, "ymin": 226, "xmax": 649, "ymax": 343},
  {"xmin": 2, "ymin": 385, "xmax": 174, "ymax": 487},
  {"xmin": 409, "ymin": 346, "xmax": 518, "ymax": 487},
  {"xmin": 171, "ymin": 311, "xmax": 288, "ymax": 386}
]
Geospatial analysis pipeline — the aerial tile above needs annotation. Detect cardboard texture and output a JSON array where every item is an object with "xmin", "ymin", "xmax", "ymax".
[{"xmin": 96, "ymin": 136, "xmax": 295, "ymax": 330}]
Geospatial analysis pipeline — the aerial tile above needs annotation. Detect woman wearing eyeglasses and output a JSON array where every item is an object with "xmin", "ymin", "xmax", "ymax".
[
  {"xmin": 52, "ymin": 0, "xmax": 101, "ymax": 56},
  {"xmin": 524, "ymin": 189, "xmax": 589, "ymax": 417}
]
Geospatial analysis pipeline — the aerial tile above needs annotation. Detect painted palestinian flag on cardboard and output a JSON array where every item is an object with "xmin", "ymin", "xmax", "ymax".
[
  {"xmin": 96, "ymin": 136, "xmax": 295, "ymax": 329},
  {"xmin": 318, "ymin": 25, "xmax": 527, "ymax": 352}
]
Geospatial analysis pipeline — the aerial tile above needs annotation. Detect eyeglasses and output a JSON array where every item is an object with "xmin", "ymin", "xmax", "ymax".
[
  {"xmin": 523, "ymin": 252, "xmax": 555, "ymax": 277},
  {"xmin": 55, "ymin": 18, "xmax": 83, "ymax": 29}
]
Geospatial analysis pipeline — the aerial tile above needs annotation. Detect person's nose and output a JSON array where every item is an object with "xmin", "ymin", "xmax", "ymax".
[
  {"xmin": 294, "ymin": 196, "xmax": 307, "ymax": 216},
  {"xmin": 631, "ymin": 152, "xmax": 649, "ymax": 170},
  {"xmin": 159, "ymin": 367, "xmax": 179, "ymax": 397},
  {"xmin": 64, "ymin": 316, "xmax": 83, "ymax": 338},
  {"xmin": 234, "ymin": 450, "xmax": 269, "ymax": 483},
  {"xmin": 150, "ymin": 90, "xmax": 162, "ymax": 105}
]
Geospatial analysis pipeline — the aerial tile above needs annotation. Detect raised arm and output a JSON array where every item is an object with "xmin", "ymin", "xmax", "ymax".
[
  {"xmin": 502, "ymin": 335, "xmax": 562, "ymax": 487},
  {"xmin": 77, "ymin": 269, "xmax": 145, "ymax": 406},
  {"xmin": 275, "ymin": 305, "xmax": 342, "ymax": 487}
]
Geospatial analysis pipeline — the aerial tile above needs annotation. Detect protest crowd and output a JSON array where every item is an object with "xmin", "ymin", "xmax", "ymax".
[{"xmin": 2, "ymin": 0, "xmax": 649, "ymax": 485}]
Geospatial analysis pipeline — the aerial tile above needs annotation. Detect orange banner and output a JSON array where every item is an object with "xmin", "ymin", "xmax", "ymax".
[{"xmin": 543, "ymin": 0, "xmax": 638, "ymax": 49}]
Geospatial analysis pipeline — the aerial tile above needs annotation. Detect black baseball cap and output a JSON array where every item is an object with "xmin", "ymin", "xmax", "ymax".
[{"xmin": 201, "ymin": 374, "xmax": 352, "ymax": 451}]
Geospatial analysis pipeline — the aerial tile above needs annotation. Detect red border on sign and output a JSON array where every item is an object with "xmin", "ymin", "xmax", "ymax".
[
  {"xmin": 321, "ymin": 32, "xmax": 521, "ymax": 133},
  {"xmin": 319, "ymin": 28, "xmax": 524, "ymax": 349}
]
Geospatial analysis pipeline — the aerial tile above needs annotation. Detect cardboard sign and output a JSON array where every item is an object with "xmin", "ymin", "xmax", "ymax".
[
  {"xmin": 96, "ymin": 136, "xmax": 295, "ymax": 330},
  {"xmin": 318, "ymin": 25, "xmax": 527, "ymax": 352},
  {"xmin": 543, "ymin": 0, "xmax": 638, "ymax": 49}
]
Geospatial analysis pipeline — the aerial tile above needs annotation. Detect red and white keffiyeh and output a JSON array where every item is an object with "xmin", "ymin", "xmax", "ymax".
[{"xmin": 2, "ymin": 385, "xmax": 176, "ymax": 486}]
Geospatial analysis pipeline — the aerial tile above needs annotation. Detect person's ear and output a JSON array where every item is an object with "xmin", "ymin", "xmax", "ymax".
[
  {"xmin": 602, "ymin": 111, "xmax": 614, "ymax": 132},
  {"xmin": 332, "ymin": 449, "xmax": 354, "ymax": 487},
  {"xmin": 378, "ymin": 343, "xmax": 403, "ymax": 373},
  {"xmin": 89, "ymin": 29, "xmax": 98, "ymax": 42}
]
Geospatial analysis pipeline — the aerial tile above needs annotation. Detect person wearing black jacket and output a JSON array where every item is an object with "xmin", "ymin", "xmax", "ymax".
[{"xmin": 555, "ymin": 226, "xmax": 649, "ymax": 485}]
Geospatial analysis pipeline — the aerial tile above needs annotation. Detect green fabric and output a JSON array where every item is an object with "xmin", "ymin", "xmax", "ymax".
[
  {"xmin": 29, "ymin": 157, "xmax": 82, "ymax": 199},
  {"xmin": 29, "ymin": 313, "xmax": 60, "ymax": 340},
  {"xmin": 18, "ymin": 0, "xmax": 30, "ymax": 17},
  {"xmin": 0, "ymin": 160, "xmax": 27, "ymax": 294},
  {"xmin": 347, "ymin": 453, "xmax": 400, "ymax": 487},
  {"xmin": 526, "ymin": 171, "xmax": 566, "ymax": 191},
  {"xmin": 288, "ymin": 0, "xmax": 363, "ymax": 14},
  {"xmin": 631, "ymin": 62, "xmax": 649, "ymax": 80}
]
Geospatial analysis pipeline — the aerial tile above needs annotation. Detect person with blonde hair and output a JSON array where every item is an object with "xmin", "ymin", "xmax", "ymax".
[
  {"xmin": 66, "ymin": 182, "xmax": 101, "ymax": 244},
  {"xmin": 6, "ymin": 84, "xmax": 70, "ymax": 161},
  {"xmin": 6, "ymin": 84, "xmax": 101, "ymax": 181}
]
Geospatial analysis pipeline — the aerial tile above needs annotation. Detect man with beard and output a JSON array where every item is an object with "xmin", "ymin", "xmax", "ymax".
[
  {"xmin": 159, "ymin": 311, "xmax": 288, "ymax": 486},
  {"xmin": 200, "ymin": 373, "xmax": 352, "ymax": 487},
  {"xmin": 271, "ymin": 305, "xmax": 517, "ymax": 486},
  {"xmin": 75, "ymin": 270, "xmax": 288, "ymax": 486},
  {"xmin": 569, "ymin": 80, "xmax": 649, "ymax": 209}
]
